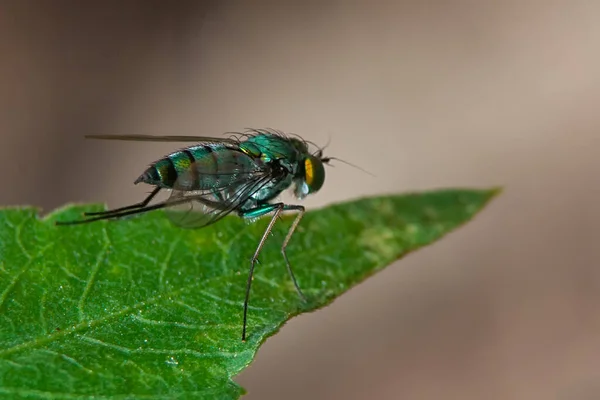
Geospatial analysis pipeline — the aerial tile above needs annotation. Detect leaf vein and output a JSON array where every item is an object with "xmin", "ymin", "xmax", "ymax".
[
  {"xmin": 77, "ymin": 228, "xmax": 111, "ymax": 322},
  {"xmin": 196, "ymin": 289, "xmax": 271, "ymax": 312},
  {"xmin": 0, "ymin": 277, "xmax": 212, "ymax": 357},
  {"xmin": 132, "ymin": 314, "xmax": 241, "ymax": 331},
  {"xmin": 14, "ymin": 217, "xmax": 32, "ymax": 260},
  {"xmin": 80, "ymin": 335, "xmax": 248, "ymax": 359},
  {"xmin": 158, "ymin": 239, "xmax": 178, "ymax": 291}
]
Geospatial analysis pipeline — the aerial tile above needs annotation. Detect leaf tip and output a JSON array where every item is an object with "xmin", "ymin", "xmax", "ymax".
[{"xmin": 488, "ymin": 186, "xmax": 504, "ymax": 197}]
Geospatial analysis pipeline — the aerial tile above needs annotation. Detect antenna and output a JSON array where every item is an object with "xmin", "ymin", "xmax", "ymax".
[{"xmin": 322, "ymin": 156, "xmax": 375, "ymax": 177}]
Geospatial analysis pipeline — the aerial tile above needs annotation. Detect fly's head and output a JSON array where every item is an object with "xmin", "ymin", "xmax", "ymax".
[{"xmin": 293, "ymin": 148, "xmax": 328, "ymax": 200}]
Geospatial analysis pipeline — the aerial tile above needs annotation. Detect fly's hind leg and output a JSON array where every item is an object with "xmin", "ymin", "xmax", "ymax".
[
  {"xmin": 238, "ymin": 203, "xmax": 306, "ymax": 341},
  {"xmin": 83, "ymin": 187, "xmax": 161, "ymax": 217},
  {"xmin": 55, "ymin": 190, "xmax": 194, "ymax": 226}
]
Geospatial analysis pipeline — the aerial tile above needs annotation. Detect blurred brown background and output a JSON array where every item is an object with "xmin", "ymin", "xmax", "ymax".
[{"xmin": 2, "ymin": 1, "xmax": 600, "ymax": 399}]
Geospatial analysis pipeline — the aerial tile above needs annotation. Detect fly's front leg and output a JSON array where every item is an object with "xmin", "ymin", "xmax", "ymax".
[
  {"xmin": 239, "ymin": 203, "xmax": 284, "ymax": 341},
  {"xmin": 238, "ymin": 203, "xmax": 307, "ymax": 341},
  {"xmin": 242, "ymin": 204, "xmax": 306, "ymax": 299}
]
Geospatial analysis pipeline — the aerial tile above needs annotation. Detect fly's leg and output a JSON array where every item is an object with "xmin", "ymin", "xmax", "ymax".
[
  {"xmin": 239, "ymin": 203, "xmax": 283, "ymax": 341},
  {"xmin": 56, "ymin": 191, "xmax": 227, "ymax": 226},
  {"xmin": 83, "ymin": 187, "xmax": 161, "ymax": 217},
  {"xmin": 55, "ymin": 191, "xmax": 194, "ymax": 226},
  {"xmin": 280, "ymin": 205, "xmax": 306, "ymax": 302},
  {"xmin": 239, "ymin": 203, "xmax": 305, "ymax": 341}
]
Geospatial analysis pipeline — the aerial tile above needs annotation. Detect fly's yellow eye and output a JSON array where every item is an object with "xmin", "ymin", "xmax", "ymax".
[
  {"xmin": 304, "ymin": 158, "xmax": 314, "ymax": 185},
  {"xmin": 304, "ymin": 155, "xmax": 325, "ymax": 193}
]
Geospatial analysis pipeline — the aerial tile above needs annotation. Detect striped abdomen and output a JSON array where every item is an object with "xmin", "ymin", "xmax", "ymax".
[{"xmin": 135, "ymin": 143, "xmax": 259, "ymax": 191}]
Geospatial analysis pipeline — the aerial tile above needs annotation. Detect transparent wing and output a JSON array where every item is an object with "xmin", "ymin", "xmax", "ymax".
[
  {"xmin": 165, "ymin": 169, "xmax": 277, "ymax": 229},
  {"xmin": 168, "ymin": 145, "xmax": 265, "ymax": 192},
  {"xmin": 85, "ymin": 134, "xmax": 239, "ymax": 144}
]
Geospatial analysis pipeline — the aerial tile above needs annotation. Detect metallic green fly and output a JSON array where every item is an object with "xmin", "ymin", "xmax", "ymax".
[{"xmin": 56, "ymin": 128, "xmax": 334, "ymax": 341}]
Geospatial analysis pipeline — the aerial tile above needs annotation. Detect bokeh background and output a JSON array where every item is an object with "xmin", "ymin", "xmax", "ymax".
[{"xmin": 2, "ymin": 1, "xmax": 600, "ymax": 399}]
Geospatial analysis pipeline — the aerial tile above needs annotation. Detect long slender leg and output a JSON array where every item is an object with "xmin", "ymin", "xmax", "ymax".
[
  {"xmin": 238, "ymin": 203, "xmax": 307, "ymax": 341},
  {"xmin": 240, "ymin": 203, "xmax": 284, "ymax": 341},
  {"xmin": 55, "ymin": 192, "xmax": 202, "ymax": 225},
  {"xmin": 280, "ymin": 205, "xmax": 306, "ymax": 301},
  {"xmin": 83, "ymin": 187, "xmax": 161, "ymax": 217}
]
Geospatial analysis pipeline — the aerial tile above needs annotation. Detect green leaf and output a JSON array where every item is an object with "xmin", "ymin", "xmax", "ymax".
[{"xmin": 0, "ymin": 188, "xmax": 499, "ymax": 399}]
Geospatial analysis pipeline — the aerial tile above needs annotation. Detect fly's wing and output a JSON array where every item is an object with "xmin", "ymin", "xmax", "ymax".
[
  {"xmin": 85, "ymin": 134, "xmax": 239, "ymax": 144},
  {"xmin": 169, "ymin": 144, "xmax": 261, "ymax": 192},
  {"xmin": 164, "ymin": 149, "xmax": 277, "ymax": 229},
  {"xmin": 165, "ymin": 173, "xmax": 275, "ymax": 229}
]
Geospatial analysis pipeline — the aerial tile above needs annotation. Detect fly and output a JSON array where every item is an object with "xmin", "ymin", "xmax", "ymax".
[{"xmin": 56, "ymin": 128, "xmax": 334, "ymax": 341}]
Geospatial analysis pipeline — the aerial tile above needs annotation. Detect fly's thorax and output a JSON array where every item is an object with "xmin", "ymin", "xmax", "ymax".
[
  {"xmin": 239, "ymin": 133, "xmax": 325, "ymax": 199},
  {"xmin": 240, "ymin": 134, "xmax": 303, "ymax": 164},
  {"xmin": 294, "ymin": 154, "xmax": 325, "ymax": 199},
  {"xmin": 288, "ymin": 137, "xmax": 310, "ymax": 155}
]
